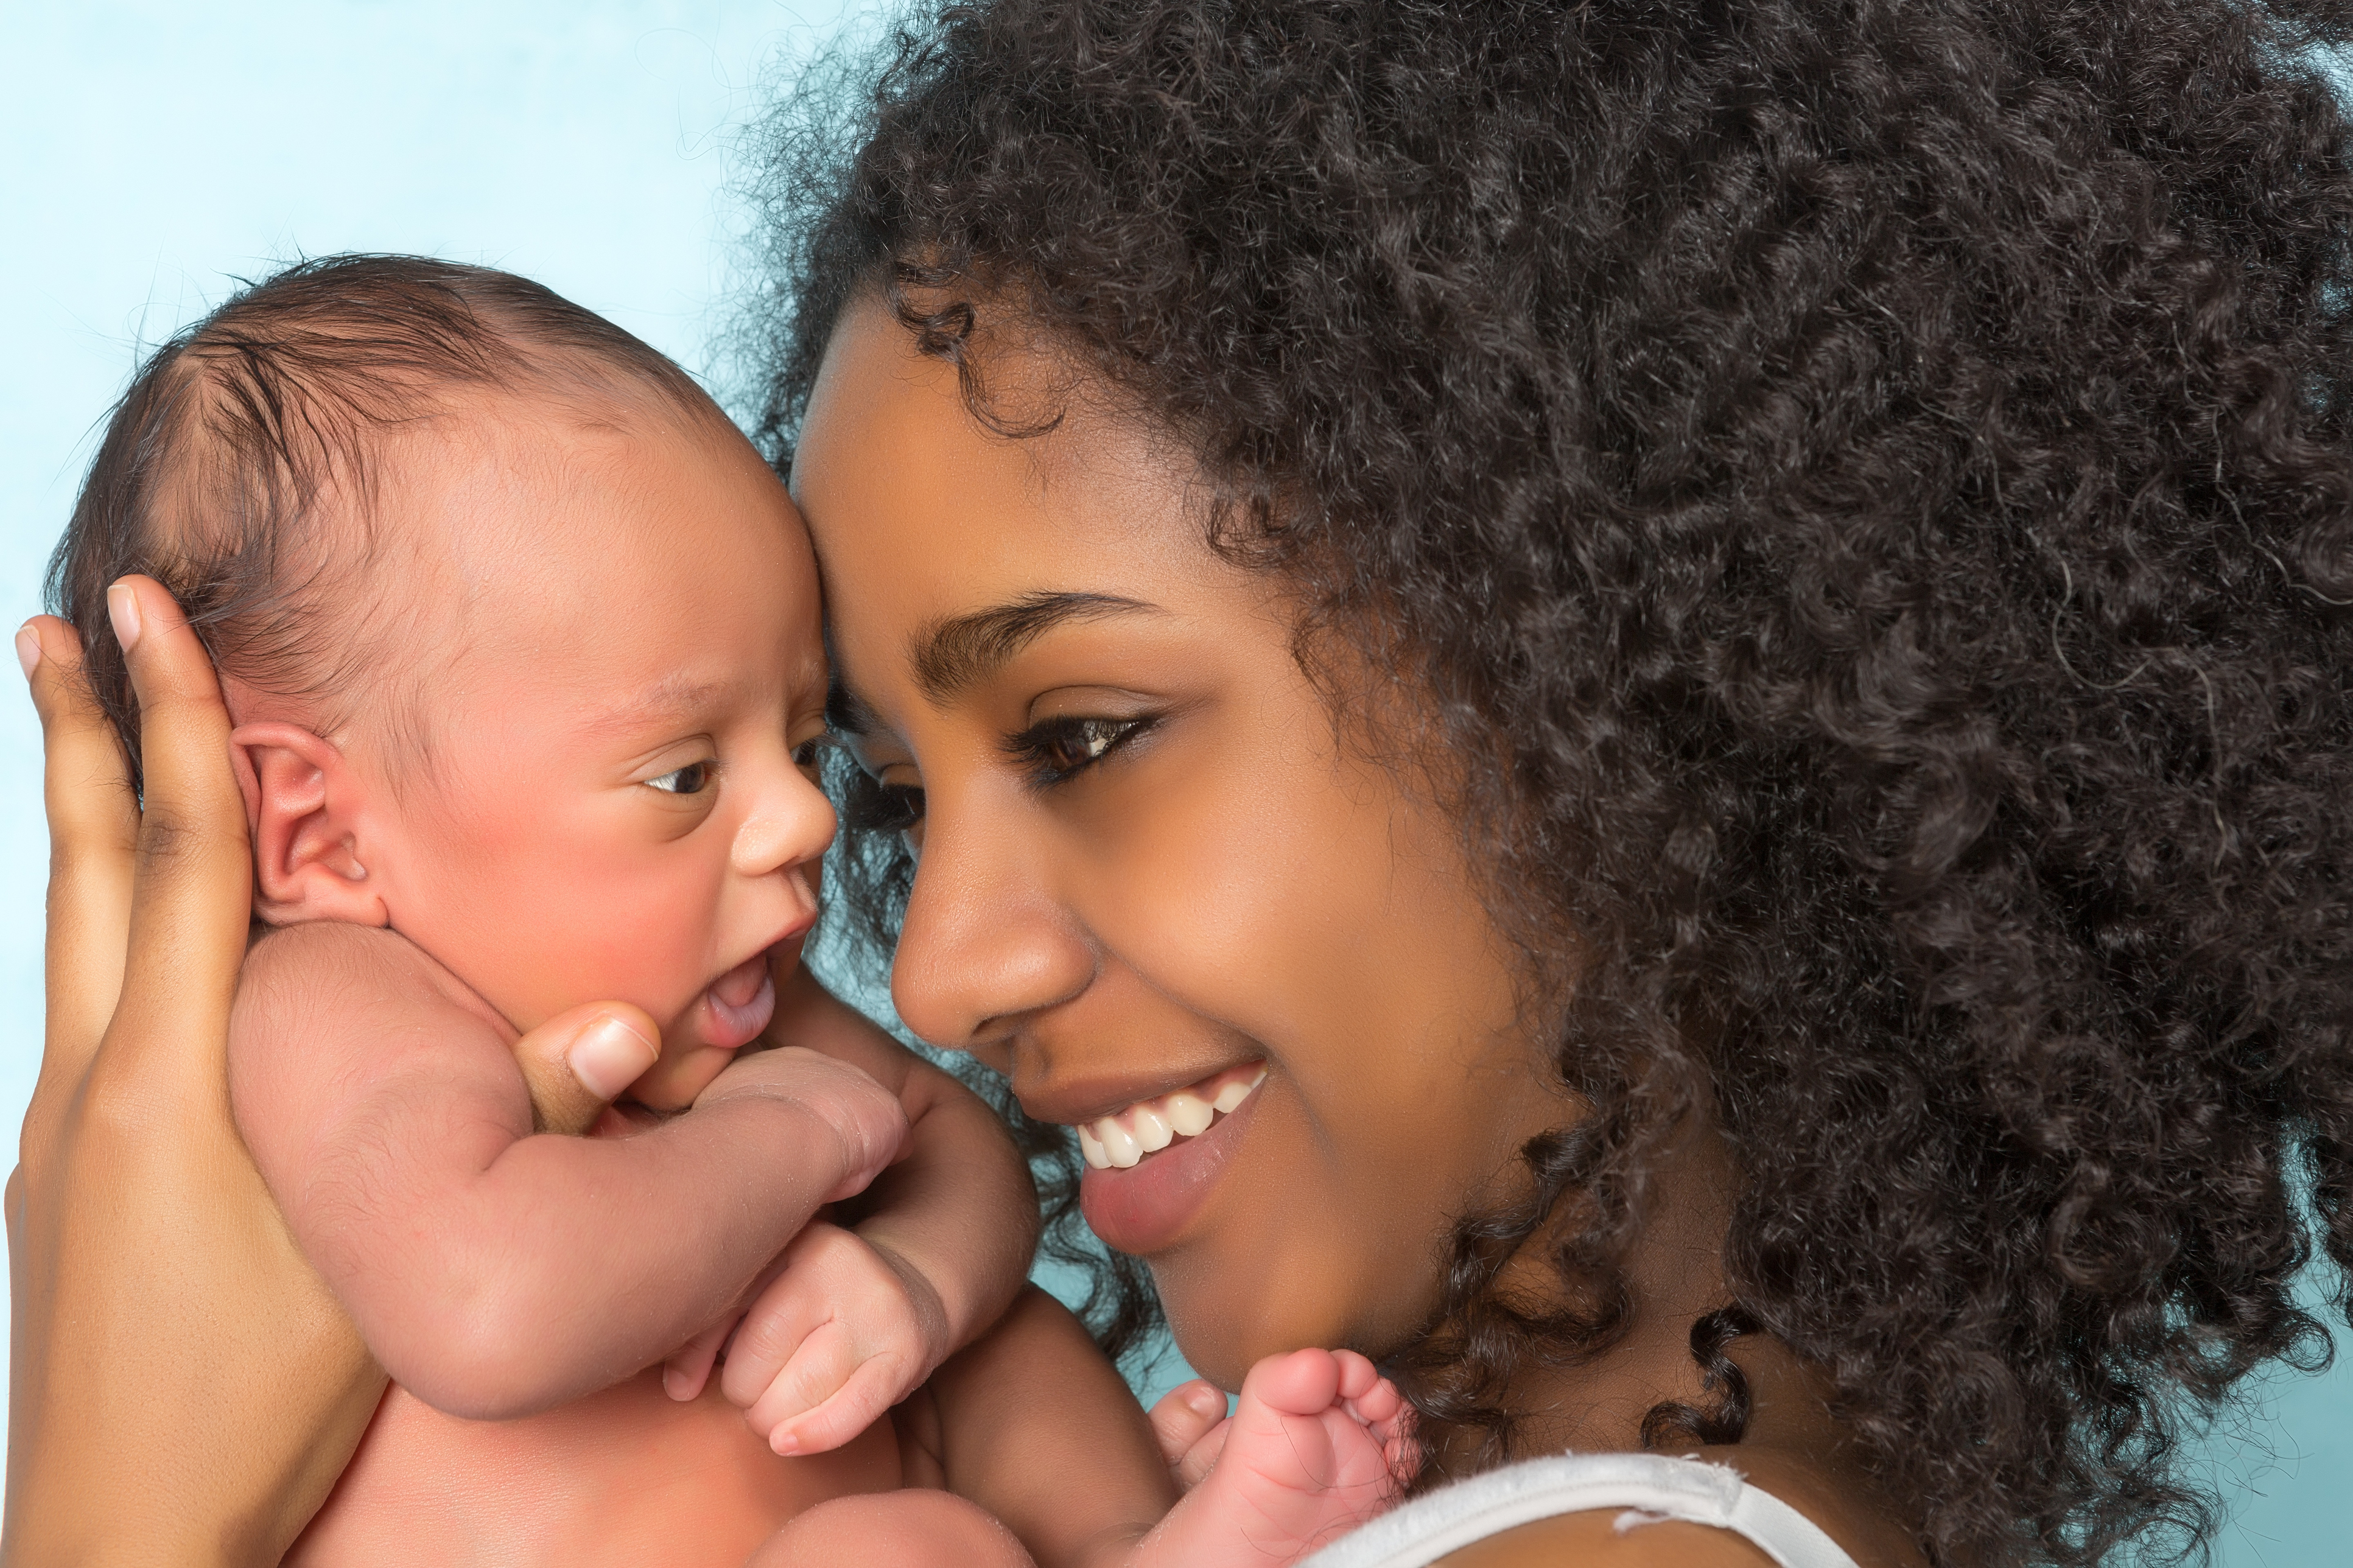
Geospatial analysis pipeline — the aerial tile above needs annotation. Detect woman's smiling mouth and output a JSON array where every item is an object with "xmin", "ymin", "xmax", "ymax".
[
  {"xmin": 1075, "ymin": 1063, "xmax": 1266, "ymax": 1169},
  {"xmin": 1073, "ymin": 1063, "xmax": 1267, "ymax": 1255}
]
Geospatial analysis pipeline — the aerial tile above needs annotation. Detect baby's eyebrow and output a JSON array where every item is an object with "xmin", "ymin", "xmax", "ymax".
[{"xmin": 584, "ymin": 674, "xmax": 738, "ymax": 733}]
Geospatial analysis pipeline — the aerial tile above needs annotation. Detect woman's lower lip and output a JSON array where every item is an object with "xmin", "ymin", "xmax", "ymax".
[{"xmin": 1078, "ymin": 1082, "xmax": 1260, "ymax": 1256}]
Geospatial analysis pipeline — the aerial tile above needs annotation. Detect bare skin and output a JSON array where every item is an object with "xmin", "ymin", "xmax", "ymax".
[
  {"xmin": 791, "ymin": 297, "xmax": 1929, "ymax": 1567},
  {"xmin": 7, "ymin": 584, "xmax": 617, "ymax": 1563},
  {"xmin": 222, "ymin": 396, "xmax": 1026, "ymax": 1452},
  {"xmin": 13, "ymin": 458, "xmax": 1414, "ymax": 1566},
  {"xmin": 9, "ymin": 311, "xmax": 1923, "ymax": 1564}
]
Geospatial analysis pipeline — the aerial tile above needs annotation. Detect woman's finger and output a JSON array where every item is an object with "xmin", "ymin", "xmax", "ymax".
[
  {"xmin": 21, "ymin": 615, "xmax": 136, "ymax": 1139},
  {"xmin": 9, "ymin": 576, "xmax": 386, "ymax": 1562},
  {"xmin": 510, "ymin": 1001, "xmax": 662, "ymax": 1137},
  {"xmin": 93, "ymin": 575, "xmax": 251, "ymax": 1096}
]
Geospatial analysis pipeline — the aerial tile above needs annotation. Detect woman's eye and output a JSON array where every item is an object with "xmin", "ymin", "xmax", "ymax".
[
  {"xmin": 647, "ymin": 761, "xmax": 713, "ymax": 795},
  {"xmin": 1006, "ymin": 715, "xmax": 1156, "ymax": 785}
]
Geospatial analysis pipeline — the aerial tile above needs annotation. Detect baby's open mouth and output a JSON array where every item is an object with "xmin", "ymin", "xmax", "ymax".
[
  {"xmin": 700, "ymin": 948, "xmax": 777, "ymax": 1049},
  {"xmin": 1076, "ymin": 1064, "xmax": 1267, "ymax": 1170}
]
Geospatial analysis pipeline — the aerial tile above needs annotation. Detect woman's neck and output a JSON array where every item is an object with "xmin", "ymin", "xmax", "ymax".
[{"xmin": 1432, "ymin": 1111, "xmax": 1927, "ymax": 1566}]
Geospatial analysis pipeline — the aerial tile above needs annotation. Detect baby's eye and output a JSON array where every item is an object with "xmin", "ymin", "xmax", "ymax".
[{"xmin": 647, "ymin": 761, "xmax": 714, "ymax": 795}]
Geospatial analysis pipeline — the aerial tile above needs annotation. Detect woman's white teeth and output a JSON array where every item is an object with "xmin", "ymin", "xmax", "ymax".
[
  {"xmin": 1077, "ymin": 1069, "xmax": 1265, "ymax": 1170},
  {"xmin": 1131, "ymin": 1103, "xmax": 1174, "ymax": 1153},
  {"xmin": 1165, "ymin": 1090, "xmax": 1215, "ymax": 1137},
  {"xmin": 1098, "ymin": 1119, "xmax": 1142, "ymax": 1169}
]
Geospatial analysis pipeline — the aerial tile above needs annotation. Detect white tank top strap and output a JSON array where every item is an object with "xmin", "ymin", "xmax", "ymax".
[{"xmin": 1298, "ymin": 1451, "xmax": 1861, "ymax": 1568}]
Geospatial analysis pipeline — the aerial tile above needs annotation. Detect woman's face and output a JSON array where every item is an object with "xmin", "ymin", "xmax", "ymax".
[{"xmin": 794, "ymin": 299, "xmax": 1569, "ymax": 1385}]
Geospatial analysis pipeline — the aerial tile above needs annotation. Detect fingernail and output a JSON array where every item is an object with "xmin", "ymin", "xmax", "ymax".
[
  {"xmin": 106, "ymin": 583, "xmax": 142, "ymax": 654},
  {"xmin": 15, "ymin": 623, "xmax": 38, "ymax": 681},
  {"xmin": 568, "ymin": 1014, "xmax": 658, "ymax": 1099}
]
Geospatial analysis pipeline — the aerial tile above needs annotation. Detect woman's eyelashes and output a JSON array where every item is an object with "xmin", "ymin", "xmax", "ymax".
[
  {"xmin": 1004, "ymin": 713, "xmax": 1159, "ymax": 787},
  {"xmin": 842, "ymin": 772, "xmax": 925, "ymax": 835},
  {"xmin": 832, "ymin": 711, "xmax": 1158, "ymax": 841}
]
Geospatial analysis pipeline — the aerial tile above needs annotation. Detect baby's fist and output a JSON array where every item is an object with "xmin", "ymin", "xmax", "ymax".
[
  {"xmin": 719, "ymin": 1222, "xmax": 944, "ymax": 1455},
  {"xmin": 696, "ymin": 1045, "xmax": 907, "ymax": 1202}
]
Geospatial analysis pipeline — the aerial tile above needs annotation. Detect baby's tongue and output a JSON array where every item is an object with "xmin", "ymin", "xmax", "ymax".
[{"xmin": 703, "ymin": 951, "xmax": 777, "ymax": 1048}]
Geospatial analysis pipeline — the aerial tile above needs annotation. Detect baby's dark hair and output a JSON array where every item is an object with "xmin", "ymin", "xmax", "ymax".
[
  {"xmin": 49, "ymin": 253, "xmax": 717, "ymax": 788},
  {"xmin": 748, "ymin": 2, "xmax": 2353, "ymax": 1564}
]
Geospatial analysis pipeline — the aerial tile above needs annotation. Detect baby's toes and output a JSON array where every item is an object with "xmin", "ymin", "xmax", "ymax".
[
  {"xmin": 1151, "ymin": 1379, "xmax": 1232, "ymax": 1468},
  {"xmin": 1237, "ymin": 1346, "xmax": 1344, "ymax": 1420},
  {"xmin": 1329, "ymin": 1348, "xmax": 1383, "ymax": 1404}
]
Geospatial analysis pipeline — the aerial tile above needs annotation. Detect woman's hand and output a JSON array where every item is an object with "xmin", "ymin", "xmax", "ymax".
[{"xmin": 5, "ymin": 578, "xmax": 643, "ymax": 1565}]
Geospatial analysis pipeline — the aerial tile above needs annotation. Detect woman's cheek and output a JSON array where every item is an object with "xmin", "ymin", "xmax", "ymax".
[{"xmin": 1152, "ymin": 1085, "xmax": 1443, "ymax": 1382}]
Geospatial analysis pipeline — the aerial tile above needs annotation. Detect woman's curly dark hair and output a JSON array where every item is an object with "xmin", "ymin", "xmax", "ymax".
[{"xmin": 741, "ymin": 2, "xmax": 2353, "ymax": 1562}]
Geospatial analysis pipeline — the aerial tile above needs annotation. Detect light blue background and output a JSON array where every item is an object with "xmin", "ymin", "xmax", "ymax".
[{"xmin": 1, "ymin": 6, "xmax": 2341, "ymax": 1560}]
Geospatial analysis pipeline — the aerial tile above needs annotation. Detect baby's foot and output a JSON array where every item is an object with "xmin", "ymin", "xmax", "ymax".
[{"xmin": 1134, "ymin": 1348, "xmax": 1416, "ymax": 1567}]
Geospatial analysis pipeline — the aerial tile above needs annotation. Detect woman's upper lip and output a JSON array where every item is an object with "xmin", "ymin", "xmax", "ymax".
[{"xmin": 1015, "ymin": 1058, "xmax": 1266, "ymax": 1127}]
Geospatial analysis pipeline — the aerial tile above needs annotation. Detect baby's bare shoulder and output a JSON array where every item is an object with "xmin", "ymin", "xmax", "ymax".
[
  {"xmin": 231, "ymin": 924, "xmax": 527, "ymax": 1193},
  {"xmin": 238, "ymin": 923, "xmax": 511, "ymax": 1048}
]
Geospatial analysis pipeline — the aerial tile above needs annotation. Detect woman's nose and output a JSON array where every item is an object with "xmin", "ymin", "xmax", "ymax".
[
  {"xmin": 731, "ymin": 760, "xmax": 838, "ymax": 880},
  {"xmin": 889, "ymin": 791, "xmax": 1092, "ymax": 1056}
]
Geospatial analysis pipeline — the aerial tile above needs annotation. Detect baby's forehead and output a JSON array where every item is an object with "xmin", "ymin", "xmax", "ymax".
[
  {"xmin": 365, "ymin": 387, "xmax": 823, "ymax": 721},
  {"xmin": 372, "ymin": 385, "xmax": 753, "ymax": 579}
]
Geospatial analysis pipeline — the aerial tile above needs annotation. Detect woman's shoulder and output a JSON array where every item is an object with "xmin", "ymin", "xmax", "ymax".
[
  {"xmin": 1313, "ymin": 1446, "xmax": 1920, "ymax": 1568},
  {"xmin": 1429, "ymin": 1507, "xmax": 1777, "ymax": 1567}
]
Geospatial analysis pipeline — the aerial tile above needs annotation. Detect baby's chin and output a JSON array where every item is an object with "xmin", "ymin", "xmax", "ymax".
[
  {"xmin": 625, "ymin": 1041, "xmax": 743, "ymax": 1113},
  {"xmin": 597, "ymin": 951, "xmax": 781, "ymax": 1111},
  {"xmin": 624, "ymin": 956, "xmax": 782, "ymax": 1111}
]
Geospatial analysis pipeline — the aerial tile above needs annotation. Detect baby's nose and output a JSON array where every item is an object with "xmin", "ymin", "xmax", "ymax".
[{"xmin": 731, "ymin": 771, "xmax": 838, "ymax": 877}]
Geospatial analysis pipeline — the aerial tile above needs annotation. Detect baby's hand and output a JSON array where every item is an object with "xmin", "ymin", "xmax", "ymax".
[
  {"xmin": 664, "ymin": 1221, "xmax": 944, "ymax": 1457},
  {"xmin": 1133, "ymin": 1349, "xmax": 1417, "ymax": 1568},
  {"xmin": 693, "ymin": 1045, "xmax": 908, "ymax": 1203}
]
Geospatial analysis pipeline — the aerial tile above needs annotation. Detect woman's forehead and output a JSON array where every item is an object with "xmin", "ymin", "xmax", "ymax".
[{"xmin": 793, "ymin": 299, "xmax": 1250, "ymax": 674}]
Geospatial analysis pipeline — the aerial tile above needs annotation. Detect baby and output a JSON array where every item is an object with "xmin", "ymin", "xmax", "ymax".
[{"xmin": 55, "ymin": 254, "xmax": 1412, "ymax": 1567}]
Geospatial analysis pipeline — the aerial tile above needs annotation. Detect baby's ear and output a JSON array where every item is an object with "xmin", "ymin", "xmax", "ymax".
[{"xmin": 230, "ymin": 721, "xmax": 387, "ymax": 927}]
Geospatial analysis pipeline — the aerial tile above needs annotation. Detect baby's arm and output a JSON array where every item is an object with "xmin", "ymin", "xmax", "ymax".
[
  {"xmin": 665, "ymin": 965, "xmax": 1040, "ymax": 1453},
  {"xmin": 228, "ymin": 922, "xmax": 905, "ymax": 1421},
  {"xmin": 917, "ymin": 1286, "xmax": 1179, "ymax": 1567}
]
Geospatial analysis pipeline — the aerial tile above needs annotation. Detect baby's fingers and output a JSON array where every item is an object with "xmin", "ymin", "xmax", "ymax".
[
  {"xmin": 754, "ymin": 1338, "xmax": 909, "ymax": 1456},
  {"xmin": 664, "ymin": 1313, "xmax": 737, "ymax": 1402}
]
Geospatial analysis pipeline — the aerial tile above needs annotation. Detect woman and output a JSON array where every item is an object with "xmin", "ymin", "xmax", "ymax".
[{"xmin": 15, "ymin": 1, "xmax": 2353, "ymax": 1563}]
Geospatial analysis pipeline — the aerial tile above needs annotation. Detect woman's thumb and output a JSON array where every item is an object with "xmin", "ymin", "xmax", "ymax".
[{"xmin": 513, "ymin": 1002, "xmax": 661, "ymax": 1136}]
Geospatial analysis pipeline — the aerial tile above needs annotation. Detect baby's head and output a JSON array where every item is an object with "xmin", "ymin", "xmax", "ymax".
[{"xmin": 53, "ymin": 256, "xmax": 835, "ymax": 1106}]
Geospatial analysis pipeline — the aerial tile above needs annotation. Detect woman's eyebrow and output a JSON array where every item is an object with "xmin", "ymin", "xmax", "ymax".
[{"xmin": 908, "ymin": 590, "xmax": 1157, "ymax": 703}]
